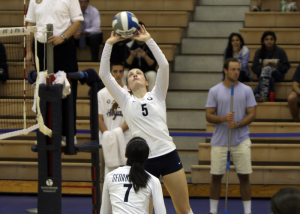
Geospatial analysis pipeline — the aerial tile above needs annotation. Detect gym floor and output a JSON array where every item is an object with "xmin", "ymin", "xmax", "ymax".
[{"xmin": 0, "ymin": 195, "xmax": 271, "ymax": 214}]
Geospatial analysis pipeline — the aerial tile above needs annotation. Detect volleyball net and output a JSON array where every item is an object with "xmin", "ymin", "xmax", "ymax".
[{"xmin": 0, "ymin": 26, "xmax": 52, "ymax": 140}]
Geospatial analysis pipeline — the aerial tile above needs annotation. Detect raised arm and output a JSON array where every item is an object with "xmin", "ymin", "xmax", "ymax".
[
  {"xmin": 99, "ymin": 177, "xmax": 112, "ymax": 214},
  {"xmin": 151, "ymin": 177, "xmax": 167, "ymax": 214},
  {"xmin": 133, "ymin": 25, "xmax": 169, "ymax": 100},
  {"xmin": 99, "ymin": 32, "xmax": 130, "ymax": 109}
]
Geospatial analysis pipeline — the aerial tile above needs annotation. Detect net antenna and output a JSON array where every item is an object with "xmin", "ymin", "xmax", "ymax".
[{"xmin": 0, "ymin": 26, "xmax": 52, "ymax": 140}]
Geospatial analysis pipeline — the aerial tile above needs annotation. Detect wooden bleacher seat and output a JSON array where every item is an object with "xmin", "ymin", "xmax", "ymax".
[
  {"xmin": 1, "ymin": 0, "xmax": 195, "ymax": 11},
  {"xmin": 244, "ymin": 82, "xmax": 292, "ymax": 100},
  {"xmin": 76, "ymin": 44, "xmax": 176, "ymax": 62},
  {"xmin": 247, "ymin": 45, "xmax": 300, "ymax": 62},
  {"xmin": 240, "ymin": 28, "xmax": 300, "ymax": 45},
  {"xmin": 245, "ymin": 12, "xmax": 300, "ymax": 28},
  {"xmin": 207, "ymin": 122, "xmax": 300, "ymax": 134},
  {"xmin": 191, "ymin": 165, "xmax": 300, "ymax": 184},
  {"xmin": 1, "ymin": 11, "xmax": 190, "ymax": 28},
  {"xmin": 250, "ymin": 0, "xmax": 300, "ymax": 11},
  {"xmin": 249, "ymin": 63, "xmax": 298, "ymax": 81},
  {"xmin": 198, "ymin": 143, "xmax": 300, "ymax": 162}
]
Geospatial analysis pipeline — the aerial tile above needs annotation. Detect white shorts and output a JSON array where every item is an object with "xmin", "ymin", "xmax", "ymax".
[{"xmin": 210, "ymin": 138, "xmax": 252, "ymax": 175}]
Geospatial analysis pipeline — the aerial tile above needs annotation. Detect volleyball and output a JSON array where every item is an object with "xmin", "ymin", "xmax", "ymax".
[{"xmin": 112, "ymin": 11, "xmax": 139, "ymax": 38}]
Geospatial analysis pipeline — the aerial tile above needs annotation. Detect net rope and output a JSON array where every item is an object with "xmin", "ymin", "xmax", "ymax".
[{"xmin": 0, "ymin": 26, "xmax": 52, "ymax": 139}]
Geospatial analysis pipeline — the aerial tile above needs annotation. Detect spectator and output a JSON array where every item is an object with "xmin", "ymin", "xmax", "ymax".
[
  {"xmin": 0, "ymin": 42, "xmax": 8, "ymax": 83},
  {"xmin": 224, "ymin": 33, "xmax": 251, "ymax": 82},
  {"xmin": 271, "ymin": 188, "xmax": 300, "ymax": 214},
  {"xmin": 252, "ymin": 31, "xmax": 290, "ymax": 102},
  {"xmin": 97, "ymin": 62, "xmax": 130, "ymax": 184},
  {"xmin": 288, "ymin": 64, "xmax": 300, "ymax": 122},
  {"xmin": 253, "ymin": 0, "xmax": 298, "ymax": 11},
  {"xmin": 25, "ymin": 0, "xmax": 84, "ymax": 144},
  {"xmin": 123, "ymin": 22, "xmax": 157, "ymax": 91},
  {"xmin": 74, "ymin": 0, "xmax": 103, "ymax": 62}
]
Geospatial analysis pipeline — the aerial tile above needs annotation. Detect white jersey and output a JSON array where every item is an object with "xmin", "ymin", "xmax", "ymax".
[
  {"xmin": 100, "ymin": 166, "xmax": 166, "ymax": 214},
  {"xmin": 25, "ymin": 0, "xmax": 84, "ymax": 43},
  {"xmin": 99, "ymin": 39, "xmax": 176, "ymax": 159},
  {"xmin": 98, "ymin": 86, "xmax": 131, "ymax": 143}
]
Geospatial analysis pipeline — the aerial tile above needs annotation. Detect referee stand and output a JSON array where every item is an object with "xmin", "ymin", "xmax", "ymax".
[{"xmin": 29, "ymin": 24, "xmax": 102, "ymax": 214}]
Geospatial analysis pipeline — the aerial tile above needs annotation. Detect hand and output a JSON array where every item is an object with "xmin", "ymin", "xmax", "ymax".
[
  {"xmin": 263, "ymin": 62, "xmax": 269, "ymax": 67},
  {"xmin": 130, "ymin": 50, "xmax": 137, "ymax": 57},
  {"xmin": 48, "ymin": 36, "xmax": 64, "ymax": 46},
  {"xmin": 26, "ymin": 50, "xmax": 34, "ymax": 65},
  {"xmin": 268, "ymin": 61, "xmax": 277, "ymax": 68},
  {"xmin": 224, "ymin": 112, "xmax": 234, "ymax": 122},
  {"xmin": 132, "ymin": 24, "xmax": 151, "ymax": 42},
  {"xmin": 106, "ymin": 31, "xmax": 126, "ymax": 45},
  {"xmin": 228, "ymin": 121, "xmax": 238, "ymax": 129},
  {"xmin": 74, "ymin": 31, "xmax": 82, "ymax": 40},
  {"xmin": 136, "ymin": 49, "xmax": 146, "ymax": 58}
]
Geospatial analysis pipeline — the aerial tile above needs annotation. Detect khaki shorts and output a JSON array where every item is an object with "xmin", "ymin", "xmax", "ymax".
[{"xmin": 210, "ymin": 138, "xmax": 252, "ymax": 175}]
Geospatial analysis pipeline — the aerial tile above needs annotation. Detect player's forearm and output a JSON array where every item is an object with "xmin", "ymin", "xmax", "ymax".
[
  {"xmin": 126, "ymin": 55, "xmax": 134, "ymax": 66},
  {"xmin": 238, "ymin": 112, "xmax": 255, "ymax": 127},
  {"xmin": 63, "ymin": 21, "xmax": 82, "ymax": 39},
  {"xmin": 98, "ymin": 116, "xmax": 108, "ymax": 133},
  {"xmin": 292, "ymin": 83, "xmax": 300, "ymax": 95},
  {"xmin": 143, "ymin": 55, "xmax": 155, "ymax": 67},
  {"xmin": 206, "ymin": 113, "xmax": 226, "ymax": 124},
  {"xmin": 120, "ymin": 122, "xmax": 128, "ymax": 132}
]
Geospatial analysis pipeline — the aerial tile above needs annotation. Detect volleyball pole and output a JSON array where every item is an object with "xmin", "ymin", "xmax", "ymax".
[{"xmin": 224, "ymin": 84, "xmax": 234, "ymax": 214}]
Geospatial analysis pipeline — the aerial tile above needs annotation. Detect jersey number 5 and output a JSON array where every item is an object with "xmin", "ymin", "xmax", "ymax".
[
  {"xmin": 141, "ymin": 104, "xmax": 148, "ymax": 116},
  {"xmin": 123, "ymin": 184, "xmax": 132, "ymax": 202}
]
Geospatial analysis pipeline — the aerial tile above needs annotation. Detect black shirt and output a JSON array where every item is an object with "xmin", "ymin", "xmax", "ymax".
[
  {"xmin": 0, "ymin": 42, "xmax": 8, "ymax": 83},
  {"xmin": 123, "ymin": 40, "xmax": 157, "ymax": 73},
  {"xmin": 292, "ymin": 63, "xmax": 300, "ymax": 83}
]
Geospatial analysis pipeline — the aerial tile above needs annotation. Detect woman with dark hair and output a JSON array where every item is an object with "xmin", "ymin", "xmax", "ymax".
[
  {"xmin": 271, "ymin": 187, "xmax": 300, "ymax": 214},
  {"xmin": 224, "ymin": 33, "xmax": 251, "ymax": 82},
  {"xmin": 99, "ymin": 25, "xmax": 193, "ymax": 214},
  {"xmin": 252, "ymin": 31, "xmax": 290, "ymax": 102},
  {"xmin": 100, "ymin": 137, "xmax": 166, "ymax": 214}
]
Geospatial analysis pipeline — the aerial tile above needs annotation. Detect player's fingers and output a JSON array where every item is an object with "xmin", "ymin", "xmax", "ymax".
[{"xmin": 111, "ymin": 31, "xmax": 114, "ymax": 37}]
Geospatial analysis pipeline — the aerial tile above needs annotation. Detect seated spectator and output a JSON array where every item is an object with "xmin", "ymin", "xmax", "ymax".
[
  {"xmin": 252, "ymin": 31, "xmax": 290, "ymax": 102},
  {"xmin": 271, "ymin": 187, "xmax": 300, "ymax": 214},
  {"xmin": 224, "ymin": 33, "xmax": 251, "ymax": 82},
  {"xmin": 288, "ymin": 64, "xmax": 300, "ymax": 122},
  {"xmin": 0, "ymin": 42, "xmax": 8, "ymax": 83},
  {"xmin": 74, "ymin": 0, "xmax": 103, "ymax": 62},
  {"xmin": 253, "ymin": 0, "xmax": 298, "ymax": 11},
  {"xmin": 123, "ymin": 22, "xmax": 157, "ymax": 91}
]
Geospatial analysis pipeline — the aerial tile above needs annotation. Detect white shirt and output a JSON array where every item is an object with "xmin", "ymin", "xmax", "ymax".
[
  {"xmin": 25, "ymin": 0, "xmax": 84, "ymax": 43},
  {"xmin": 100, "ymin": 166, "xmax": 166, "ymax": 214},
  {"xmin": 99, "ymin": 39, "xmax": 176, "ymax": 159},
  {"xmin": 82, "ymin": 5, "xmax": 101, "ymax": 34},
  {"xmin": 98, "ymin": 86, "xmax": 131, "ymax": 144}
]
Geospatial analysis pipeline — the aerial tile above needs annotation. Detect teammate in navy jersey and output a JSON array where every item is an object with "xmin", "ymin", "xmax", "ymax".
[{"xmin": 99, "ymin": 25, "xmax": 193, "ymax": 214}]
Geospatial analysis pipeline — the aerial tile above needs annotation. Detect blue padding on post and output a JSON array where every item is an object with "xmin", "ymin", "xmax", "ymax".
[
  {"xmin": 231, "ymin": 84, "xmax": 234, "ymax": 96},
  {"xmin": 224, "ymin": 210, "xmax": 228, "ymax": 214},
  {"xmin": 227, "ymin": 151, "xmax": 231, "ymax": 170}
]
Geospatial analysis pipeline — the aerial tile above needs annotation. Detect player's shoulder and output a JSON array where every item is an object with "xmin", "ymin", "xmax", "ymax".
[
  {"xmin": 238, "ymin": 82, "xmax": 252, "ymax": 92},
  {"xmin": 209, "ymin": 82, "xmax": 223, "ymax": 93},
  {"xmin": 97, "ymin": 87, "xmax": 108, "ymax": 96},
  {"xmin": 146, "ymin": 171, "xmax": 161, "ymax": 186}
]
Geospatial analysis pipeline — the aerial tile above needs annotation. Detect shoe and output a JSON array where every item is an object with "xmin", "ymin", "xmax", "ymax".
[
  {"xmin": 255, "ymin": 95, "xmax": 269, "ymax": 102},
  {"xmin": 61, "ymin": 136, "xmax": 77, "ymax": 147},
  {"xmin": 252, "ymin": 5, "xmax": 261, "ymax": 11},
  {"xmin": 287, "ymin": 2, "xmax": 298, "ymax": 11}
]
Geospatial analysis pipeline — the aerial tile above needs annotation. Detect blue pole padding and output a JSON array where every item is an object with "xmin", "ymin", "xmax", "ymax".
[
  {"xmin": 231, "ymin": 84, "xmax": 234, "ymax": 96},
  {"xmin": 226, "ymin": 151, "xmax": 231, "ymax": 170},
  {"xmin": 224, "ymin": 210, "xmax": 228, "ymax": 214}
]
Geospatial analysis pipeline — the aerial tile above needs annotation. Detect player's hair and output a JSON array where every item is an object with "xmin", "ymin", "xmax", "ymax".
[
  {"xmin": 110, "ymin": 62, "xmax": 124, "ymax": 71},
  {"xmin": 224, "ymin": 33, "xmax": 245, "ymax": 59},
  {"xmin": 111, "ymin": 69, "xmax": 148, "ymax": 114},
  {"xmin": 126, "ymin": 137, "xmax": 150, "ymax": 193},
  {"xmin": 271, "ymin": 187, "xmax": 300, "ymax": 214},
  {"xmin": 259, "ymin": 31, "xmax": 277, "ymax": 60}
]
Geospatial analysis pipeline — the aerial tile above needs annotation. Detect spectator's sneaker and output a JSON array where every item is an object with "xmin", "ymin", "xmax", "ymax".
[
  {"xmin": 287, "ymin": 2, "xmax": 298, "ymax": 11},
  {"xmin": 252, "ymin": 5, "xmax": 261, "ymax": 11},
  {"xmin": 61, "ymin": 136, "xmax": 77, "ymax": 147},
  {"xmin": 255, "ymin": 95, "xmax": 269, "ymax": 102}
]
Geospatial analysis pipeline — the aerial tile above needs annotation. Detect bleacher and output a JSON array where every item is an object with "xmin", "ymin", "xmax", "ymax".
[
  {"xmin": 191, "ymin": 0, "xmax": 300, "ymax": 197},
  {"xmin": 1, "ymin": 0, "xmax": 300, "ymax": 198}
]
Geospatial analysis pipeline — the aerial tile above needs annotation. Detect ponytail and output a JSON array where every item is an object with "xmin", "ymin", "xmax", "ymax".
[{"xmin": 126, "ymin": 137, "xmax": 150, "ymax": 193}]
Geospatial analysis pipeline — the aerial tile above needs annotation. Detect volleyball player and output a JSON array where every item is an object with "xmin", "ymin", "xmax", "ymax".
[
  {"xmin": 99, "ymin": 25, "xmax": 193, "ymax": 214},
  {"xmin": 100, "ymin": 137, "xmax": 166, "ymax": 214}
]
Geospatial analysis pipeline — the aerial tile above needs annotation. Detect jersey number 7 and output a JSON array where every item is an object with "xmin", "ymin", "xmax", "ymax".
[{"xmin": 123, "ymin": 184, "xmax": 133, "ymax": 202}]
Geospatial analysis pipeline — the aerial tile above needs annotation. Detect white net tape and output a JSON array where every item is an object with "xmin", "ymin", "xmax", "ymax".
[{"xmin": 0, "ymin": 26, "xmax": 52, "ymax": 140}]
